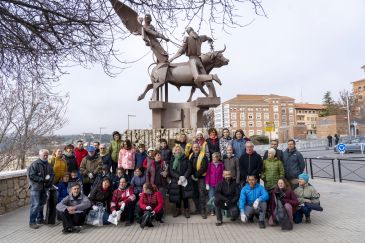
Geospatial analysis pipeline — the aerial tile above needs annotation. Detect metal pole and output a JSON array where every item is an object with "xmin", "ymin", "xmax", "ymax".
[
  {"xmin": 338, "ymin": 159, "xmax": 342, "ymax": 183},
  {"xmin": 346, "ymin": 95, "xmax": 351, "ymax": 136},
  {"xmin": 331, "ymin": 159, "xmax": 336, "ymax": 182},
  {"xmin": 309, "ymin": 158, "xmax": 314, "ymax": 179}
]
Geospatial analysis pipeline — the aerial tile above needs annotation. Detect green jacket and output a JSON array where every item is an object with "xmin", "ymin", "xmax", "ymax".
[
  {"xmin": 108, "ymin": 140, "xmax": 122, "ymax": 163},
  {"xmin": 261, "ymin": 158, "xmax": 285, "ymax": 190},
  {"xmin": 294, "ymin": 184, "xmax": 320, "ymax": 204}
]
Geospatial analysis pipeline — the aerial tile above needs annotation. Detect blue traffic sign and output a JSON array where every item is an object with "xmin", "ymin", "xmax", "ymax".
[{"xmin": 337, "ymin": 143, "xmax": 346, "ymax": 153}]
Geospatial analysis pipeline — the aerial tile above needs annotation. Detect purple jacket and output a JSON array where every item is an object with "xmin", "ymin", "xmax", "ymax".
[{"xmin": 205, "ymin": 162, "xmax": 224, "ymax": 187}]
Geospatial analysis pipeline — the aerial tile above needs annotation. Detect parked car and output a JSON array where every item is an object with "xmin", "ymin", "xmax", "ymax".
[{"xmin": 334, "ymin": 137, "xmax": 365, "ymax": 153}]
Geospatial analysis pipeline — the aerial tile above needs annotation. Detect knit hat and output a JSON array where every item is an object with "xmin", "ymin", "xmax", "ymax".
[
  {"xmin": 88, "ymin": 146, "xmax": 95, "ymax": 152},
  {"xmin": 298, "ymin": 173, "xmax": 309, "ymax": 183},
  {"xmin": 148, "ymin": 147, "xmax": 155, "ymax": 152},
  {"xmin": 196, "ymin": 130, "xmax": 203, "ymax": 136}
]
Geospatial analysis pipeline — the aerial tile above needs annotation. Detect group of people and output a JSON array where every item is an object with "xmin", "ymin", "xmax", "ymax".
[
  {"xmin": 327, "ymin": 134, "xmax": 340, "ymax": 147},
  {"xmin": 27, "ymin": 128, "xmax": 322, "ymax": 234}
]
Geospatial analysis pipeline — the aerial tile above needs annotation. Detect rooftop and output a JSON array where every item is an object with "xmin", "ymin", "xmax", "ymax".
[
  {"xmin": 224, "ymin": 94, "xmax": 295, "ymax": 105},
  {"xmin": 294, "ymin": 103, "xmax": 325, "ymax": 110}
]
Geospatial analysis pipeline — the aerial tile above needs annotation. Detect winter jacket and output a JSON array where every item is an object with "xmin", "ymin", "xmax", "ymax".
[
  {"xmin": 215, "ymin": 179, "xmax": 240, "ymax": 208},
  {"xmin": 261, "ymin": 158, "xmax": 285, "ymax": 190},
  {"xmin": 57, "ymin": 181, "xmax": 69, "ymax": 203},
  {"xmin": 206, "ymin": 138, "xmax": 220, "ymax": 161},
  {"xmin": 56, "ymin": 192, "xmax": 91, "ymax": 212},
  {"xmin": 152, "ymin": 160, "xmax": 168, "ymax": 188},
  {"xmin": 159, "ymin": 147, "xmax": 172, "ymax": 165},
  {"xmin": 118, "ymin": 148, "xmax": 136, "ymax": 170},
  {"xmin": 223, "ymin": 156, "xmax": 240, "ymax": 183},
  {"xmin": 110, "ymin": 185, "xmax": 136, "ymax": 211},
  {"xmin": 108, "ymin": 140, "xmax": 122, "ymax": 162},
  {"xmin": 270, "ymin": 187, "xmax": 299, "ymax": 219},
  {"xmin": 283, "ymin": 148, "xmax": 305, "ymax": 180},
  {"xmin": 63, "ymin": 153, "xmax": 78, "ymax": 173},
  {"xmin": 89, "ymin": 184, "xmax": 113, "ymax": 212},
  {"xmin": 294, "ymin": 183, "xmax": 320, "ymax": 205},
  {"xmin": 27, "ymin": 158, "xmax": 54, "ymax": 191},
  {"xmin": 232, "ymin": 138, "xmax": 247, "ymax": 159},
  {"xmin": 239, "ymin": 183, "xmax": 269, "ymax": 212},
  {"xmin": 131, "ymin": 174, "xmax": 146, "ymax": 195},
  {"xmin": 100, "ymin": 154, "xmax": 113, "ymax": 169},
  {"xmin": 50, "ymin": 157, "xmax": 68, "ymax": 184},
  {"xmin": 74, "ymin": 148, "xmax": 88, "ymax": 168},
  {"xmin": 139, "ymin": 191, "xmax": 164, "ymax": 213},
  {"xmin": 219, "ymin": 136, "xmax": 233, "ymax": 159},
  {"xmin": 92, "ymin": 172, "xmax": 115, "ymax": 189},
  {"xmin": 205, "ymin": 162, "xmax": 224, "ymax": 187},
  {"xmin": 263, "ymin": 149, "xmax": 284, "ymax": 162},
  {"xmin": 143, "ymin": 156, "xmax": 156, "ymax": 185},
  {"xmin": 135, "ymin": 150, "xmax": 147, "ymax": 168},
  {"xmin": 79, "ymin": 154, "xmax": 102, "ymax": 184},
  {"xmin": 175, "ymin": 141, "xmax": 192, "ymax": 157},
  {"xmin": 239, "ymin": 151, "xmax": 263, "ymax": 182},
  {"xmin": 190, "ymin": 152, "xmax": 208, "ymax": 179},
  {"xmin": 168, "ymin": 155, "xmax": 193, "ymax": 203}
]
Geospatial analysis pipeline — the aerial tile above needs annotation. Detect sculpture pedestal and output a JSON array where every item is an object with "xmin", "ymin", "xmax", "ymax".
[{"xmin": 149, "ymin": 97, "xmax": 220, "ymax": 128}]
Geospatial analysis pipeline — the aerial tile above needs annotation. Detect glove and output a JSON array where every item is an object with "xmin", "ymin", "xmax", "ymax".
[
  {"xmin": 92, "ymin": 205, "xmax": 98, "ymax": 211},
  {"xmin": 205, "ymin": 184, "xmax": 210, "ymax": 191},
  {"xmin": 180, "ymin": 176, "xmax": 186, "ymax": 182},
  {"xmin": 253, "ymin": 199, "xmax": 259, "ymax": 209},
  {"xmin": 120, "ymin": 202, "xmax": 126, "ymax": 211},
  {"xmin": 112, "ymin": 210, "xmax": 117, "ymax": 217},
  {"xmin": 88, "ymin": 173, "xmax": 93, "ymax": 179},
  {"xmin": 240, "ymin": 212, "xmax": 247, "ymax": 222},
  {"xmin": 146, "ymin": 206, "xmax": 152, "ymax": 211},
  {"xmin": 45, "ymin": 174, "xmax": 50, "ymax": 180},
  {"xmin": 151, "ymin": 210, "xmax": 156, "ymax": 215},
  {"xmin": 299, "ymin": 203, "xmax": 305, "ymax": 207}
]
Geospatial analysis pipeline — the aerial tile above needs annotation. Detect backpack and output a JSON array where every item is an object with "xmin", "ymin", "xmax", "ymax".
[{"xmin": 275, "ymin": 196, "xmax": 293, "ymax": 231}]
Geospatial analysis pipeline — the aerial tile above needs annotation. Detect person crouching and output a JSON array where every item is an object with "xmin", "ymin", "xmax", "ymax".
[{"xmin": 139, "ymin": 183, "xmax": 164, "ymax": 228}]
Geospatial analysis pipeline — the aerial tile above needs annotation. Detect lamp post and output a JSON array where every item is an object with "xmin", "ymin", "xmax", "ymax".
[
  {"xmin": 99, "ymin": 127, "xmax": 106, "ymax": 142},
  {"xmin": 353, "ymin": 121, "xmax": 358, "ymax": 138},
  {"xmin": 128, "ymin": 114, "xmax": 136, "ymax": 130},
  {"xmin": 346, "ymin": 94, "xmax": 351, "ymax": 137}
]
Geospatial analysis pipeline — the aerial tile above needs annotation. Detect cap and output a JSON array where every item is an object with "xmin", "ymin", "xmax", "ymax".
[
  {"xmin": 88, "ymin": 146, "xmax": 95, "ymax": 152},
  {"xmin": 148, "ymin": 147, "xmax": 155, "ymax": 152}
]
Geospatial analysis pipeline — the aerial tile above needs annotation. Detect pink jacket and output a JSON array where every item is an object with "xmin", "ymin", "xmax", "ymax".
[
  {"xmin": 205, "ymin": 162, "xmax": 224, "ymax": 187},
  {"xmin": 118, "ymin": 148, "xmax": 136, "ymax": 170}
]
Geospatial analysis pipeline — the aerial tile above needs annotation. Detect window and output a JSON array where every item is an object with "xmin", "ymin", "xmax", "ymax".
[
  {"xmin": 307, "ymin": 117, "xmax": 310, "ymax": 121},
  {"xmin": 289, "ymin": 115, "xmax": 294, "ymax": 121},
  {"xmin": 249, "ymin": 130, "xmax": 254, "ymax": 136},
  {"xmin": 274, "ymin": 113, "xmax": 279, "ymax": 120},
  {"xmin": 273, "ymin": 105, "xmax": 278, "ymax": 112},
  {"xmin": 289, "ymin": 107, "xmax": 294, "ymax": 114},
  {"xmin": 282, "ymin": 122, "xmax": 287, "ymax": 126},
  {"xmin": 263, "ymin": 108, "xmax": 269, "ymax": 112},
  {"xmin": 248, "ymin": 113, "xmax": 254, "ymax": 120},
  {"xmin": 256, "ymin": 113, "xmax": 262, "ymax": 120},
  {"xmin": 248, "ymin": 121, "xmax": 254, "ymax": 127},
  {"xmin": 240, "ymin": 121, "xmax": 246, "ymax": 127},
  {"xmin": 289, "ymin": 121, "xmax": 295, "ymax": 125},
  {"xmin": 304, "ymin": 110, "xmax": 308, "ymax": 114},
  {"xmin": 282, "ymin": 115, "xmax": 286, "ymax": 121},
  {"xmin": 231, "ymin": 121, "xmax": 237, "ymax": 128},
  {"xmin": 274, "ymin": 121, "xmax": 279, "ymax": 127},
  {"xmin": 281, "ymin": 107, "xmax": 286, "ymax": 114},
  {"xmin": 257, "ymin": 121, "xmax": 262, "ymax": 127},
  {"xmin": 231, "ymin": 112, "xmax": 237, "ymax": 120},
  {"xmin": 256, "ymin": 130, "xmax": 262, "ymax": 135},
  {"xmin": 240, "ymin": 112, "xmax": 245, "ymax": 120},
  {"xmin": 264, "ymin": 113, "xmax": 269, "ymax": 120}
]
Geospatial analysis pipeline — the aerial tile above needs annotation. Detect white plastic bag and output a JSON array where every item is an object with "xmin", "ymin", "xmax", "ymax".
[
  {"xmin": 86, "ymin": 204, "xmax": 105, "ymax": 226},
  {"xmin": 107, "ymin": 210, "xmax": 122, "ymax": 226}
]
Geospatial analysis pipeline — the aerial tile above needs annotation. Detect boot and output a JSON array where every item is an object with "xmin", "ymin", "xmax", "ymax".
[
  {"xmin": 305, "ymin": 216, "xmax": 311, "ymax": 224},
  {"xmin": 184, "ymin": 209, "xmax": 190, "ymax": 218},
  {"xmin": 201, "ymin": 208, "xmax": 207, "ymax": 219},
  {"xmin": 173, "ymin": 208, "xmax": 181, "ymax": 217},
  {"xmin": 259, "ymin": 221, "xmax": 266, "ymax": 229}
]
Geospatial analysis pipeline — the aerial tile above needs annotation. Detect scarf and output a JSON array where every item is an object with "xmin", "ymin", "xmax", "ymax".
[
  {"xmin": 172, "ymin": 153, "xmax": 183, "ymax": 170},
  {"xmin": 189, "ymin": 151, "xmax": 206, "ymax": 176}
]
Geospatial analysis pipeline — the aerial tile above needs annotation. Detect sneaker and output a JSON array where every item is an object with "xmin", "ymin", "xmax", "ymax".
[
  {"xmin": 215, "ymin": 221, "xmax": 223, "ymax": 226},
  {"xmin": 72, "ymin": 226, "xmax": 82, "ymax": 233},
  {"xmin": 305, "ymin": 216, "xmax": 311, "ymax": 224},
  {"xmin": 36, "ymin": 219, "xmax": 45, "ymax": 225},
  {"xmin": 184, "ymin": 209, "xmax": 190, "ymax": 218},
  {"xmin": 173, "ymin": 208, "xmax": 181, "ymax": 218},
  {"xmin": 201, "ymin": 212, "xmax": 207, "ymax": 219},
  {"xmin": 62, "ymin": 228, "xmax": 73, "ymax": 234},
  {"xmin": 259, "ymin": 221, "xmax": 266, "ymax": 229},
  {"xmin": 29, "ymin": 224, "xmax": 39, "ymax": 229},
  {"xmin": 210, "ymin": 210, "xmax": 215, "ymax": 216}
]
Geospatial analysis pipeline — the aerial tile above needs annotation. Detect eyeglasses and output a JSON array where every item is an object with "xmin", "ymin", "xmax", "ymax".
[{"xmin": 100, "ymin": 147, "xmax": 106, "ymax": 149}]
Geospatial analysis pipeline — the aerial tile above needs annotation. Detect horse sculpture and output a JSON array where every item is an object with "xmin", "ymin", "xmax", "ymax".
[{"xmin": 138, "ymin": 46, "xmax": 229, "ymax": 102}]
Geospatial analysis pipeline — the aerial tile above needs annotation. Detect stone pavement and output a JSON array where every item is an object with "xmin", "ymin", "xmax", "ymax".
[{"xmin": 0, "ymin": 179, "xmax": 364, "ymax": 243}]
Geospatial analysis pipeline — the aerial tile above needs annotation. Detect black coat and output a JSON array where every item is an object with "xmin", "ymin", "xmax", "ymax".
[
  {"xmin": 168, "ymin": 155, "xmax": 193, "ymax": 203},
  {"xmin": 100, "ymin": 154, "xmax": 113, "ymax": 169},
  {"xmin": 214, "ymin": 179, "xmax": 240, "ymax": 208},
  {"xmin": 63, "ymin": 154, "xmax": 78, "ymax": 173},
  {"xmin": 206, "ymin": 138, "xmax": 220, "ymax": 160},
  {"xmin": 160, "ymin": 147, "xmax": 172, "ymax": 165},
  {"xmin": 239, "ymin": 151, "xmax": 263, "ymax": 182},
  {"xmin": 190, "ymin": 153, "xmax": 208, "ymax": 178},
  {"xmin": 263, "ymin": 149, "xmax": 284, "ymax": 162},
  {"xmin": 89, "ymin": 184, "xmax": 113, "ymax": 212}
]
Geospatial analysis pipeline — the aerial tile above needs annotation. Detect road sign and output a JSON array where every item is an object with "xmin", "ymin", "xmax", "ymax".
[
  {"xmin": 265, "ymin": 122, "xmax": 274, "ymax": 132},
  {"xmin": 337, "ymin": 143, "xmax": 346, "ymax": 154}
]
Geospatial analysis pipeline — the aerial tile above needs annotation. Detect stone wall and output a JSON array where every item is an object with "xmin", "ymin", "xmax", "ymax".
[{"xmin": 0, "ymin": 170, "xmax": 30, "ymax": 215}]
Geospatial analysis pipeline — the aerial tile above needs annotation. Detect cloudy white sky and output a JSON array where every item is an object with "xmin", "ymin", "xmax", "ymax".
[{"xmin": 57, "ymin": 0, "xmax": 365, "ymax": 135}]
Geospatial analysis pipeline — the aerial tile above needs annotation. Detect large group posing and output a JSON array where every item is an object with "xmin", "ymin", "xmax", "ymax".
[{"xmin": 27, "ymin": 128, "xmax": 322, "ymax": 234}]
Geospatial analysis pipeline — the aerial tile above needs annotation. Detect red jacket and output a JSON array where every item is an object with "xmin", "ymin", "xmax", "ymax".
[
  {"xmin": 139, "ymin": 191, "xmax": 164, "ymax": 213},
  {"xmin": 75, "ymin": 148, "xmax": 88, "ymax": 168},
  {"xmin": 110, "ymin": 186, "xmax": 136, "ymax": 211}
]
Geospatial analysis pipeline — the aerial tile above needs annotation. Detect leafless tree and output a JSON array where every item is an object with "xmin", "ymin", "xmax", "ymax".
[{"xmin": 202, "ymin": 109, "xmax": 215, "ymax": 128}]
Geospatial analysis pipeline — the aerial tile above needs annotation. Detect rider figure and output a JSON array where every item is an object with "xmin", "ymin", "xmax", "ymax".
[{"xmin": 168, "ymin": 27, "xmax": 221, "ymax": 88}]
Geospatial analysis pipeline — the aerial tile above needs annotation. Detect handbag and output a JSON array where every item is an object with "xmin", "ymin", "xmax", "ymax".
[
  {"xmin": 86, "ymin": 203, "xmax": 105, "ymax": 226},
  {"xmin": 275, "ymin": 196, "xmax": 293, "ymax": 231},
  {"xmin": 107, "ymin": 210, "xmax": 122, "ymax": 226}
]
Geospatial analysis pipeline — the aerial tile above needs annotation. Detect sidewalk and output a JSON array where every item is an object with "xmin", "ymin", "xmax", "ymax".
[{"xmin": 0, "ymin": 179, "xmax": 364, "ymax": 243}]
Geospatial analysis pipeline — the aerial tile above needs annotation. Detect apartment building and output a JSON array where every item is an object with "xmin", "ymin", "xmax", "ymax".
[{"xmin": 294, "ymin": 103, "xmax": 325, "ymax": 135}]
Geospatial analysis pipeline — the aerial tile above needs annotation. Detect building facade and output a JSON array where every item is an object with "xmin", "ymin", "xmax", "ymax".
[
  {"xmin": 294, "ymin": 103, "xmax": 325, "ymax": 137},
  {"xmin": 214, "ymin": 94, "xmax": 296, "ymax": 138}
]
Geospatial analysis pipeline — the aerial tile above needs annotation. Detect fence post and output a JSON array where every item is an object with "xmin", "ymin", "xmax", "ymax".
[
  {"xmin": 331, "ymin": 159, "xmax": 336, "ymax": 182},
  {"xmin": 309, "ymin": 158, "xmax": 314, "ymax": 179},
  {"xmin": 338, "ymin": 159, "xmax": 342, "ymax": 183},
  {"xmin": 305, "ymin": 158, "xmax": 309, "ymax": 174}
]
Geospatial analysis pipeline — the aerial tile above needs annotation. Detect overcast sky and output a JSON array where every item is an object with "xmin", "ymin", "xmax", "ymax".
[{"xmin": 56, "ymin": 0, "xmax": 365, "ymax": 135}]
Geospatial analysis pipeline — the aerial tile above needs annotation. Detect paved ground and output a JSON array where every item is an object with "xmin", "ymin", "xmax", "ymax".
[{"xmin": 0, "ymin": 178, "xmax": 364, "ymax": 243}]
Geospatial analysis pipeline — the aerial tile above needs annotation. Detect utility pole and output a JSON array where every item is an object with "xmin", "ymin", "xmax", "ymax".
[{"xmin": 346, "ymin": 94, "xmax": 351, "ymax": 137}]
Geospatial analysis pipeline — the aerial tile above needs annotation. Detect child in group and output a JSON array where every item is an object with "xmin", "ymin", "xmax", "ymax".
[
  {"xmin": 57, "ymin": 172, "xmax": 70, "ymax": 203},
  {"xmin": 113, "ymin": 167, "xmax": 127, "ymax": 190},
  {"xmin": 135, "ymin": 144, "xmax": 148, "ymax": 169},
  {"xmin": 131, "ymin": 167, "xmax": 146, "ymax": 200},
  {"xmin": 205, "ymin": 152, "xmax": 224, "ymax": 215}
]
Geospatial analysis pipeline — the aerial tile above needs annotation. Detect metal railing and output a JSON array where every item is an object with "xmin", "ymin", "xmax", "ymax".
[
  {"xmin": 306, "ymin": 158, "xmax": 336, "ymax": 182},
  {"xmin": 338, "ymin": 159, "xmax": 365, "ymax": 183}
]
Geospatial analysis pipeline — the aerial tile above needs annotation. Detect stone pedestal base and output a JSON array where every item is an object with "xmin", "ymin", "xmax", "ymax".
[{"xmin": 149, "ymin": 97, "xmax": 221, "ymax": 128}]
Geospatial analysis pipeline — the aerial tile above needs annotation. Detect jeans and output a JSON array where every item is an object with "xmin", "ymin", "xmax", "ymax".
[
  {"xmin": 244, "ymin": 201, "xmax": 267, "ymax": 222},
  {"xmin": 29, "ymin": 189, "xmax": 47, "ymax": 224},
  {"xmin": 293, "ymin": 205, "xmax": 312, "ymax": 224},
  {"xmin": 208, "ymin": 186, "xmax": 216, "ymax": 211}
]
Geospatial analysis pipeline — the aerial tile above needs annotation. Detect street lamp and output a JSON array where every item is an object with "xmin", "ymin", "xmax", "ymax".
[
  {"xmin": 128, "ymin": 114, "xmax": 136, "ymax": 130},
  {"xmin": 99, "ymin": 127, "xmax": 106, "ymax": 142}
]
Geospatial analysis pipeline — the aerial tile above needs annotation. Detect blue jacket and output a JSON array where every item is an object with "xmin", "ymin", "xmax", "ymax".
[
  {"xmin": 239, "ymin": 183, "xmax": 269, "ymax": 212},
  {"xmin": 135, "ymin": 151, "xmax": 147, "ymax": 168},
  {"xmin": 232, "ymin": 139, "xmax": 246, "ymax": 159},
  {"xmin": 57, "ymin": 182, "xmax": 69, "ymax": 203}
]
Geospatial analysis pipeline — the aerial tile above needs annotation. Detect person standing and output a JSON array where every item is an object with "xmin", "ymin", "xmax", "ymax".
[
  {"xmin": 74, "ymin": 140, "xmax": 88, "ymax": 169},
  {"xmin": 118, "ymin": 139, "xmax": 136, "ymax": 182},
  {"xmin": 334, "ymin": 134, "xmax": 340, "ymax": 145},
  {"xmin": 205, "ymin": 152, "xmax": 224, "ymax": 216},
  {"xmin": 99, "ymin": 144, "xmax": 113, "ymax": 169},
  {"xmin": 159, "ymin": 139, "xmax": 172, "ymax": 165},
  {"xmin": 223, "ymin": 145, "xmax": 240, "ymax": 183},
  {"xmin": 63, "ymin": 144, "xmax": 78, "ymax": 173},
  {"xmin": 327, "ymin": 134, "xmax": 333, "ymax": 147},
  {"xmin": 239, "ymin": 141, "xmax": 263, "ymax": 183},
  {"xmin": 232, "ymin": 129, "xmax": 250, "ymax": 159},
  {"xmin": 108, "ymin": 131, "xmax": 123, "ymax": 174},
  {"xmin": 261, "ymin": 148, "xmax": 285, "ymax": 193},
  {"xmin": 263, "ymin": 139, "xmax": 284, "ymax": 162},
  {"xmin": 79, "ymin": 146, "xmax": 102, "ymax": 196},
  {"xmin": 283, "ymin": 139, "xmax": 305, "ymax": 187},
  {"xmin": 50, "ymin": 148, "xmax": 68, "ymax": 184},
  {"xmin": 205, "ymin": 128, "xmax": 220, "ymax": 161},
  {"xmin": 27, "ymin": 149, "xmax": 54, "ymax": 229},
  {"xmin": 219, "ymin": 128, "xmax": 233, "ymax": 159}
]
